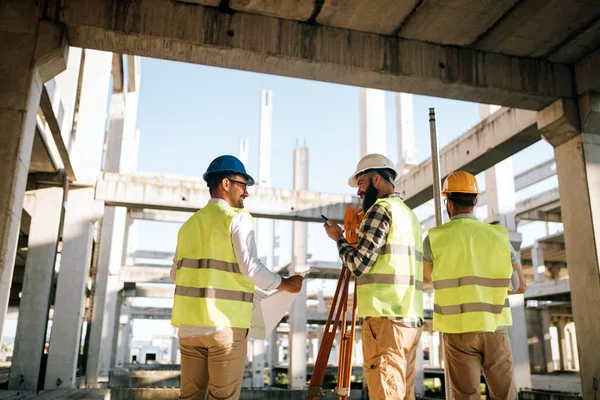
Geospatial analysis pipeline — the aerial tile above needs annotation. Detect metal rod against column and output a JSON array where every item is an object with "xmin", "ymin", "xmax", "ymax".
[
  {"xmin": 429, "ymin": 108, "xmax": 453, "ymax": 400},
  {"xmin": 429, "ymin": 108, "xmax": 443, "ymax": 226}
]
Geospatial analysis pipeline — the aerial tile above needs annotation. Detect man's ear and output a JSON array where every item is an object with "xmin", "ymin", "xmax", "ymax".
[
  {"xmin": 221, "ymin": 177, "xmax": 230, "ymax": 192},
  {"xmin": 372, "ymin": 173, "xmax": 381, "ymax": 187}
]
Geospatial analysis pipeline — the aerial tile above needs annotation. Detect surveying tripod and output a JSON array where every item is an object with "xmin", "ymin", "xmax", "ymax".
[{"xmin": 307, "ymin": 206, "xmax": 364, "ymax": 400}]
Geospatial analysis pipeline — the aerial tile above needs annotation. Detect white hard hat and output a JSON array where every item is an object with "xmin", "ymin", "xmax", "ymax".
[{"xmin": 348, "ymin": 154, "xmax": 398, "ymax": 188}]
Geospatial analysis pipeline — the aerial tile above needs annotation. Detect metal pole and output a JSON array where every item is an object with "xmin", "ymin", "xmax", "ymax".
[
  {"xmin": 429, "ymin": 108, "xmax": 443, "ymax": 226},
  {"xmin": 429, "ymin": 108, "xmax": 453, "ymax": 400}
]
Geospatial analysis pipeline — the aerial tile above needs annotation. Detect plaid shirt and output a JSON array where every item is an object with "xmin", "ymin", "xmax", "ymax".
[{"xmin": 336, "ymin": 193, "xmax": 423, "ymax": 328}]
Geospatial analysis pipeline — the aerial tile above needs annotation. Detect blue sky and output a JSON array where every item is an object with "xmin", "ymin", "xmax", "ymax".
[
  {"xmin": 135, "ymin": 57, "xmax": 559, "ymax": 265},
  {"xmin": 126, "ymin": 57, "xmax": 562, "ymax": 341}
]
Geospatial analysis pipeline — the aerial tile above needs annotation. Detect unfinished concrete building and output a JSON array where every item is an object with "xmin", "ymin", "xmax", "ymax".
[{"xmin": 1, "ymin": 1, "xmax": 599, "ymax": 398}]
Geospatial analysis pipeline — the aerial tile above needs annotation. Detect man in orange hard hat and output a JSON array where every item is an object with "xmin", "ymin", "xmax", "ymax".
[
  {"xmin": 323, "ymin": 154, "xmax": 424, "ymax": 400},
  {"xmin": 422, "ymin": 171, "xmax": 526, "ymax": 400}
]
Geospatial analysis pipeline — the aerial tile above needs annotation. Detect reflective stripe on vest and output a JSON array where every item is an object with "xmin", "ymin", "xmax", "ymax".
[
  {"xmin": 356, "ymin": 197, "xmax": 424, "ymax": 319},
  {"xmin": 171, "ymin": 202, "xmax": 254, "ymax": 329},
  {"xmin": 430, "ymin": 218, "xmax": 513, "ymax": 333}
]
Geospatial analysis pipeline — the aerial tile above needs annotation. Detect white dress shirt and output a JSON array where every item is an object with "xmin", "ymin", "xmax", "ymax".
[{"xmin": 171, "ymin": 198, "xmax": 282, "ymax": 338}]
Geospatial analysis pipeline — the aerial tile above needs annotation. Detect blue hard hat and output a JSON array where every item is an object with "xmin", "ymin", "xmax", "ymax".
[{"xmin": 203, "ymin": 155, "xmax": 255, "ymax": 186}]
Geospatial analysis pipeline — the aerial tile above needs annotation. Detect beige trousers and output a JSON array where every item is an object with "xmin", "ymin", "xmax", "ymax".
[
  {"xmin": 444, "ymin": 328, "xmax": 517, "ymax": 400},
  {"xmin": 179, "ymin": 328, "xmax": 248, "ymax": 400},
  {"xmin": 362, "ymin": 318, "xmax": 423, "ymax": 400}
]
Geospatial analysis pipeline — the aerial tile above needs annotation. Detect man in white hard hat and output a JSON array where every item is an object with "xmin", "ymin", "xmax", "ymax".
[{"xmin": 323, "ymin": 154, "xmax": 424, "ymax": 400}]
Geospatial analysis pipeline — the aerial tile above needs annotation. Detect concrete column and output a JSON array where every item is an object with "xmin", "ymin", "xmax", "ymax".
[
  {"xmin": 266, "ymin": 220, "xmax": 281, "ymax": 385},
  {"xmin": 556, "ymin": 319, "xmax": 568, "ymax": 371},
  {"xmin": 252, "ymin": 90, "xmax": 273, "ymax": 388},
  {"xmin": 258, "ymin": 89, "xmax": 272, "ymax": 187},
  {"xmin": 238, "ymin": 137, "xmax": 249, "ymax": 167},
  {"xmin": 396, "ymin": 93, "xmax": 417, "ymax": 175},
  {"xmin": 526, "ymin": 308, "xmax": 554, "ymax": 373},
  {"xmin": 86, "ymin": 207, "xmax": 127, "ymax": 384},
  {"xmin": 565, "ymin": 323, "xmax": 580, "ymax": 371},
  {"xmin": 288, "ymin": 146, "xmax": 308, "ymax": 389},
  {"xmin": 115, "ymin": 314, "xmax": 133, "ymax": 368},
  {"xmin": 9, "ymin": 187, "xmax": 63, "ymax": 390},
  {"xmin": 538, "ymin": 95, "xmax": 600, "ymax": 397},
  {"xmin": 0, "ymin": 2, "xmax": 67, "ymax": 345},
  {"xmin": 480, "ymin": 103, "xmax": 532, "ymax": 389},
  {"xmin": 532, "ymin": 241, "xmax": 546, "ymax": 283},
  {"xmin": 87, "ymin": 55, "xmax": 141, "ymax": 385},
  {"xmin": 360, "ymin": 88, "xmax": 387, "ymax": 157},
  {"xmin": 44, "ymin": 48, "xmax": 112, "ymax": 389},
  {"xmin": 45, "ymin": 188, "xmax": 100, "ymax": 389},
  {"xmin": 415, "ymin": 338, "xmax": 425, "ymax": 397},
  {"xmin": 251, "ymin": 338, "xmax": 266, "ymax": 388}
]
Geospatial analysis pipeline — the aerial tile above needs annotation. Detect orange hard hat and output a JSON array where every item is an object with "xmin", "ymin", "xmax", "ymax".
[{"xmin": 441, "ymin": 171, "xmax": 480, "ymax": 197}]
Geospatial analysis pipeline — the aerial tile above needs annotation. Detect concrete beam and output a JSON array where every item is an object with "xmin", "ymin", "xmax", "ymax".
[
  {"xmin": 575, "ymin": 48, "xmax": 600, "ymax": 96},
  {"xmin": 399, "ymin": 107, "xmax": 539, "ymax": 209},
  {"xmin": 515, "ymin": 188, "xmax": 560, "ymax": 218},
  {"xmin": 514, "ymin": 159, "xmax": 557, "ymax": 192},
  {"xmin": 525, "ymin": 279, "xmax": 571, "ymax": 300},
  {"xmin": 112, "ymin": 53, "xmax": 123, "ymax": 93},
  {"xmin": 124, "ymin": 284, "xmax": 175, "ymax": 298},
  {"xmin": 95, "ymin": 172, "xmax": 359, "ymax": 223},
  {"xmin": 130, "ymin": 209, "xmax": 192, "ymax": 223},
  {"xmin": 132, "ymin": 250, "xmax": 173, "ymax": 261},
  {"xmin": 127, "ymin": 55, "xmax": 139, "ymax": 93},
  {"xmin": 537, "ymin": 98, "xmax": 581, "ymax": 147},
  {"xmin": 120, "ymin": 266, "xmax": 170, "ymax": 284},
  {"xmin": 50, "ymin": 0, "xmax": 574, "ymax": 110},
  {"xmin": 39, "ymin": 86, "xmax": 76, "ymax": 180},
  {"xmin": 578, "ymin": 91, "xmax": 600, "ymax": 134},
  {"xmin": 518, "ymin": 210, "xmax": 562, "ymax": 223}
]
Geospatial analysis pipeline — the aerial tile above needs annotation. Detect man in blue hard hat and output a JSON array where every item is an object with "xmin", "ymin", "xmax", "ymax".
[{"xmin": 170, "ymin": 155, "xmax": 304, "ymax": 400}]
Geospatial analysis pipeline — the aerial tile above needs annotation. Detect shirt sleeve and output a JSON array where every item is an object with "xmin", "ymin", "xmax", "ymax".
[
  {"xmin": 509, "ymin": 242, "xmax": 521, "ymax": 264},
  {"xmin": 336, "ymin": 202, "xmax": 391, "ymax": 277},
  {"xmin": 170, "ymin": 249, "xmax": 178, "ymax": 283},
  {"xmin": 231, "ymin": 212, "xmax": 282, "ymax": 291},
  {"xmin": 422, "ymin": 235, "xmax": 434, "ymax": 263}
]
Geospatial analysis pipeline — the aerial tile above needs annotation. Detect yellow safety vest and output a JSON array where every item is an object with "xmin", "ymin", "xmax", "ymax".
[
  {"xmin": 357, "ymin": 197, "xmax": 424, "ymax": 319},
  {"xmin": 171, "ymin": 202, "xmax": 254, "ymax": 329},
  {"xmin": 429, "ymin": 218, "xmax": 513, "ymax": 333}
]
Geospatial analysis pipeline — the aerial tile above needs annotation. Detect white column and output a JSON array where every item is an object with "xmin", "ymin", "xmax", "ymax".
[
  {"xmin": 0, "ymin": 2, "xmax": 64, "ymax": 346},
  {"xmin": 115, "ymin": 314, "xmax": 133, "ymax": 368},
  {"xmin": 45, "ymin": 188, "xmax": 101, "ymax": 388},
  {"xmin": 258, "ymin": 89, "xmax": 272, "ymax": 187},
  {"xmin": 45, "ymin": 49, "xmax": 112, "ymax": 389},
  {"xmin": 252, "ymin": 90, "xmax": 273, "ymax": 388},
  {"xmin": 87, "ymin": 55, "xmax": 141, "ymax": 385},
  {"xmin": 238, "ymin": 137, "xmax": 249, "ymax": 167},
  {"xmin": 9, "ymin": 187, "xmax": 64, "ymax": 390},
  {"xmin": 480, "ymin": 103, "xmax": 531, "ymax": 390},
  {"xmin": 532, "ymin": 241, "xmax": 546, "ymax": 283},
  {"xmin": 396, "ymin": 93, "xmax": 417, "ymax": 175},
  {"xmin": 360, "ymin": 88, "xmax": 387, "ymax": 157},
  {"xmin": 288, "ymin": 146, "xmax": 308, "ymax": 389}
]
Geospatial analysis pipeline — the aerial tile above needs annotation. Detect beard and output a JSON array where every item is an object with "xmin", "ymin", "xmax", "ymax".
[{"xmin": 362, "ymin": 182, "xmax": 379, "ymax": 212}]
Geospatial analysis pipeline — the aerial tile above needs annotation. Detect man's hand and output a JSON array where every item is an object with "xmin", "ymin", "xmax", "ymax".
[
  {"xmin": 508, "ymin": 263, "xmax": 527, "ymax": 295},
  {"xmin": 508, "ymin": 283, "xmax": 526, "ymax": 296},
  {"xmin": 323, "ymin": 222, "xmax": 344, "ymax": 242},
  {"xmin": 277, "ymin": 275, "xmax": 304, "ymax": 293}
]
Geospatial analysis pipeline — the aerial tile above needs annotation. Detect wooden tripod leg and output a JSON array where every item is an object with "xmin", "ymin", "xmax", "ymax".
[
  {"xmin": 336, "ymin": 277, "xmax": 358, "ymax": 399},
  {"xmin": 307, "ymin": 268, "xmax": 351, "ymax": 399},
  {"xmin": 336, "ymin": 274, "xmax": 350, "ymax": 398}
]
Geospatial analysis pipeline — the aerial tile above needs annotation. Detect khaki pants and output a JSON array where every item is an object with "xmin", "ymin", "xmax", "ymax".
[
  {"xmin": 444, "ymin": 328, "xmax": 517, "ymax": 400},
  {"xmin": 362, "ymin": 318, "xmax": 423, "ymax": 400},
  {"xmin": 179, "ymin": 328, "xmax": 248, "ymax": 400}
]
